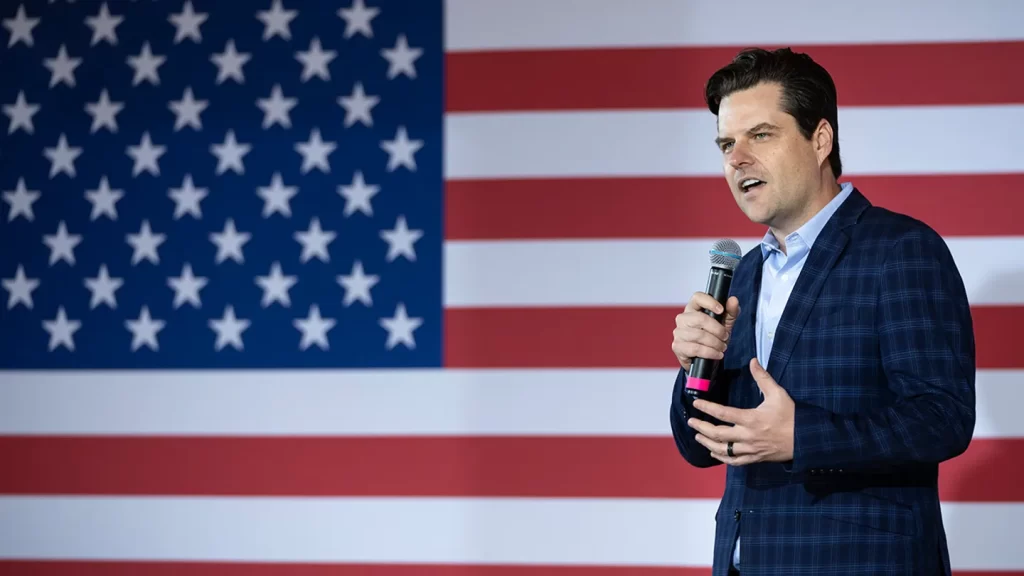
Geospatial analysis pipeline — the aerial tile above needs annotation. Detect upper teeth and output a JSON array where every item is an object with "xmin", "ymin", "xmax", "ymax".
[{"xmin": 742, "ymin": 179, "xmax": 761, "ymax": 189}]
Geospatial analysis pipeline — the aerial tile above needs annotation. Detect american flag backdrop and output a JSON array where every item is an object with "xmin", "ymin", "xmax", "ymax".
[{"xmin": 1, "ymin": 0, "xmax": 1023, "ymax": 574}]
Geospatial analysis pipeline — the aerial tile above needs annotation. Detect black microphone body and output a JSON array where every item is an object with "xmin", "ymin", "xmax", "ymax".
[{"xmin": 682, "ymin": 239, "xmax": 742, "ymax": 421}]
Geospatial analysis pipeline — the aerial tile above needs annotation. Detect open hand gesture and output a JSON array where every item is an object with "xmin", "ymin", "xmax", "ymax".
[{"xmin": 688, "ymin": 357, "xmax": 795, "ymax": 465}]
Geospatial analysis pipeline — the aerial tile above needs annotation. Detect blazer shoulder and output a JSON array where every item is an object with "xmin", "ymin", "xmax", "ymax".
[{"xmin": 852, "ymin": 204, "xmax": 952, "ymax": 255}]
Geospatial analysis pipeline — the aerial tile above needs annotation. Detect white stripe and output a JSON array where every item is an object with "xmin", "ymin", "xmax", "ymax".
[
  {"xmin": 0, "ymin": 369, "xmax": 1016, "ymax": 438},
  {"xmin": 0, "ymin": 496, "xmax": 1019, "ymax": 569},
  {"xmin": 0, "ymin": 496, "xmax": 717, "ymax": 566},
  {"xmin": 445, "ymin": 0, "xmax": 1024, "ymax": 51},
  {"xmin": 444, "ymin": 236, "xmax": 1024, "ymax": 307},
  {"xmin": 444, "ymin": 106, "xmax": 1024, "ymax": 179}
]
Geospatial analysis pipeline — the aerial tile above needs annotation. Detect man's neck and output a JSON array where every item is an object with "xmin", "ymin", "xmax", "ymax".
[{"xmin": 770, "ymin": 180, "xmax": 842, "ymax": 255}]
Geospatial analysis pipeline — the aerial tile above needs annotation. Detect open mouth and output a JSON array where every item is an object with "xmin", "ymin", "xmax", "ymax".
[{"xmin": 740, "ymin": 178, "xmax": 766, "ymax": 193}]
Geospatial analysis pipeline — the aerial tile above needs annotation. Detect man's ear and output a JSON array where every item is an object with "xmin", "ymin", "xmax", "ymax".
[{"xmin": 814, "ymin": 118, "xmax": 833, "ymax": 166}]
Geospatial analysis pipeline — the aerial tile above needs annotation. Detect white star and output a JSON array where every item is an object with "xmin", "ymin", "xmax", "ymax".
[
  {"xmin": 210, "ymin": 218, "xmax": 251, "ymax": 264},
  {"xmin": 338, "ymin": 82, "xmax": 379, "ymax": 128},
  {"xmin": 43, "ymin": 306, "xmax": 81, "ymax": 352},
  {"xmin": 85, "ymin": 176, "xmax": 123, "ymax": 221},
  {"xmin": 209, "ymin": 305, "xmax": 250, "ymax": 351},
  {"xmin": 2, "ymin": 265, "xmax": 39, "ymax": 309},
  {"xmin": 295, "ymin": 128, "xmax": 335, "ymax": 174},
  {"xmin": 380, "ymin": 125, "xmax": 423, "ymax": 172},
  {"xmin": 294, "ymin": 217, "xmax": 336, "ymax": 263},
  {"xmin": 84, "ymin": 264, "xmax": 123, "ymax": 309},
  {"xmin": 168, "ymin": 0, "xmax": 207, "ymax": 44},
  {"xmin": 40, "ymin": 37, "xmax": 71, "ymax": 74},
  {"xmin": 256, "ymin": 84, "xmax": 297, "ymax": 129},
  {"xmin": 3, "ymin": 178, "xmax": 40, "ymax": 222},
  {"xmin": 338, "ymin": 0, "xmax": 379, "ymax": 39},
  {"xmin": 256, "ymin": 0, "xmax": 297, "ymax": 41},
  {"xmin": 4, "ymin": 91, "xmax": 40, "ymax": 134},
  {"xmin": 294, "ymin": 304, "xmax": 336, "ymax": 351},
  {"xmin": 381, "ymin": 34, "xmax": 422, "ymax": 80},
  {"xmin": 43, "ymin": 220, "xmax": 82, "ymax": 266},
  {"xmin": 211, "ymin": 130, "xmax": 251, "ymax": 175},
  {"xmin": 380, "ymin": 214, "xmax": 423, "ymax": 262},
  {"xmin": 257, "ymin": 172, "xmax": 297, "ymax": 218},
  {"xmin": 295, "ymin": 37, "xmax": 336, "ymax": 82},
  {"xmin": 126, "ymin": 131, "xmax": 166, "ymax": 176},
  {"xmin": 126, "ymin": 220, "xmax": 166, "ymax": 265},
  {"xmin": 379, "ymin": 302, "xmax": 423, "ymax": 350},
  {"xmin": 3, "ymin": 5, "xmax": 40, "ymax": 48},
  {"xmin": 255, "ymin": 261, "xmax": 297, "ymax": 308},
  {"xmin": 211, "ymin": 39, "xmax": 251, "ymax": 84},
  {"xmin": 168, "ymin": 86, "xmax": 208, "ymax": 131},
  {"xmin": 43, "ymin": 133, "xmax": 83, "ymax": 178},
  {"xmin": 125, "ymin": 306, "xmax": 165, "ymax": 352},
  {"xmin": 167, "ymin": 263, "xmax": 207, "ymax": 309},
  {"xmin": 168, "ymin": 173, "xmax": 208, "ymax": 219},
  {"xmin": 338, "ymin": 170, "xmax": 379, "ymax": 217},
  {"xmin": 85, "ymin": 2, "xmax": 123, "ymax": 46},
  {"xmin": 337, "ymin": 260, "xmax": 379, "ymax": 307},
  {"xmin": 292, "ymin": 305, "xmax": 335, "ymax": 350},
  {"xmin": 126, "ymin": 42, "xmax": 166, "ymax": 86},
  {"xmin": 84, "ymin": 89, "xmax": 124, "ymax": 133}
]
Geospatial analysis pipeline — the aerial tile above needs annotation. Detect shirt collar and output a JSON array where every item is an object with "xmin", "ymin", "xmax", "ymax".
[{"xmin": 760, "ymin": 181, "xmax": 854, "ymax": 258}]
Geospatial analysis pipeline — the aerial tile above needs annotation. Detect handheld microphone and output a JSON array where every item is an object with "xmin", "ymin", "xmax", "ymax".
[{"xmin": 684, "ymin": 238, "xmax": 742, "ymax": 401}]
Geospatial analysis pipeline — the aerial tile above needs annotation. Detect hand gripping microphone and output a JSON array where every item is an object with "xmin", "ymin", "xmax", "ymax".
[{"xmin": 684, "ymin": 238, "xmax": 742, "ymax": 401}]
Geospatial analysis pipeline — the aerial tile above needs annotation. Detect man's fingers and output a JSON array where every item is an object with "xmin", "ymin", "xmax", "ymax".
[
  {"xmin": 673, "ymin": 340, "xmax": 724, "ymax": 362},
  {"xmin": 687, "ymin": 417, "xmax": 745, "ymax": 443},
  {"xmin": 695, "ymin": 434, "xmax": 754, "ymax": 463},
  {"xmin": 693, "ymin": 399, "xmax": 750, "ymax": 426},
  {"xmin": 709, "ymin": 450, "xmax": 758, "ymax": 466},
  {"xmin": 673, "ymin": 326, "xmax": 727, "ymax": 355},
  {"xmin": 694, "ymin": 433, "xmax": 725, "ymax": 456},
  {"xmin": 687, "ymin": 292, "xmax": 725, "ymax": 316},
  {"xmin": 680, "ymin": 311, "xmax": 730, "ymax": 341}
]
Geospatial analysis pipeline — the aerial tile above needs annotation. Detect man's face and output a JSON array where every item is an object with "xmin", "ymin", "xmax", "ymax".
[{"xmin": 714, "ymin": 82, "xmax": 828, "ymax": 234}]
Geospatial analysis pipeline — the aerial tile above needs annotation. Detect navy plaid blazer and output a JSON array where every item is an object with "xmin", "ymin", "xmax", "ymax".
[{"xmin": 670, "ymin": 187, "xmax": 976, "ymax": 576}]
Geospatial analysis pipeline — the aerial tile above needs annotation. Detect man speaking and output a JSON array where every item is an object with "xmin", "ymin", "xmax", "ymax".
[{"xmin": 668, "ymin": 47, "xmax": 976, "ymax": 576}]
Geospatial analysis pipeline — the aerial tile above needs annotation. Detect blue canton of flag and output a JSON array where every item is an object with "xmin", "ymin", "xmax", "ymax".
[{"xmin": 0, "ymin": 0, "xmax": 443, "ymax": 369}]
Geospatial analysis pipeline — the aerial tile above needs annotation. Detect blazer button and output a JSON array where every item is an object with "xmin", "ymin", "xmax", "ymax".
[{"xmin": 734, "ymin": 509, "xmax": 741, "ymax": 520}]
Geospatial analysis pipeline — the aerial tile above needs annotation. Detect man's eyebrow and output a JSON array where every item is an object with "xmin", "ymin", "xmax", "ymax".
[
  {"xmin": 747, "ymin": 122, "xmax": 781, "ymax": 133},
  {"xmin": 714, "ymin": 122, "xmax": 782, "ymax": 146}
]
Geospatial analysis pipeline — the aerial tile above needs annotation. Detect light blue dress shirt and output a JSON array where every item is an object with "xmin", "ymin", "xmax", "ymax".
[{"xmin": 731, "ymin": 181, "xmax": 853, "ymax": 570}]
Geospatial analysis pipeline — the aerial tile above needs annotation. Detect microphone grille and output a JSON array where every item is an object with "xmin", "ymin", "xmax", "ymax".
[{"xmin": 709, "ymin": 238, "xmax": 742, "ymax": 270}]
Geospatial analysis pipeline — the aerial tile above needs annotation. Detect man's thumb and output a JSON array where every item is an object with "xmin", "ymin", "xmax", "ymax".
[
  {"xmin": 750, "ymin": 357, "xmax": 776, "ymax": 393},
  {"xmin": 723, "ymin": 296, "xmax": 741, "ymax": 332}
]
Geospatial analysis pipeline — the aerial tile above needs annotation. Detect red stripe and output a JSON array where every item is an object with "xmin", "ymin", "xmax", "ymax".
[
  {"xmin": 446, "ymin": 41, "xmax": 1024, "ymax": 111},
  {"xmin": 445, "ymin": 174, "xmax": 1024, "ymax": 240},
  {"xmin": 0, "ymin": 563, "xmax": 701, "ymax": 576},
  {"xmin": 444, "ymin": 305, "xmax": 1015, "ymax": 369},
  {"xmin": 0, "ymin": 436, "xmax": 1015, "ymax": 501},
  {"xmin": 0, "ymin": 562, "xmax": 1017, "ymax": 576}
]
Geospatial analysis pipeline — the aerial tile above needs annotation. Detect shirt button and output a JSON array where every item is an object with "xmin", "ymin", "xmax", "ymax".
[{"xmin": 781, "ymin": 273, "xmax": 789, "ymax": 281}]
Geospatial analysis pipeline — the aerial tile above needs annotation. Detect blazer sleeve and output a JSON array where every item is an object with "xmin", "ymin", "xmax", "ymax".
[
  {"xmin": 669, "ymin": 364, "xmax": 733, "ymax": 469},
  {"xmin": 789, "ymin": 225, "xmax": 977, "ymax": 474}
]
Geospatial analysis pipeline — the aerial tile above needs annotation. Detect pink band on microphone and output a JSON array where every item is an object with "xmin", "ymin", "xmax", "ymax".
[{"xmin": 685, "ymin": 376, "xmax": 711, "ymax": 391}]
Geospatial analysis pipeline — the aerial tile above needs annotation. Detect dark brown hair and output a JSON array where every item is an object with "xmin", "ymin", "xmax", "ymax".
[{"xmin": 704, "ymin": 47, "xmax": 842, "ymax": 177}]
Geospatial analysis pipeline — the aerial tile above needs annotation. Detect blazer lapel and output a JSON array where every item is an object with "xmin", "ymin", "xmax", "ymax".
[{"xmin": 764, "ymin": 188, "xmax": 870, "ymax": 384}]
